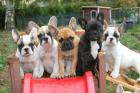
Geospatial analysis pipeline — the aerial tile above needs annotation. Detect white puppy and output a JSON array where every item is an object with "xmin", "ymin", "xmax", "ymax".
[
  {"xmin": 37, "ymin": 16, "xmax": 59, "ymax": 78},
  {"xmin": 102, "ymin": 26, "xmax": 140, "ymax": 80},
  {"xmin": 12, "ymin": 27, "xmax": 44, "ymax": 78}
]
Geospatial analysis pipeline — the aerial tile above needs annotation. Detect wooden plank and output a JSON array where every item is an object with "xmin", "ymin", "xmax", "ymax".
[
  {"xmin": 8, "ymin": 55, "xmax": 22, "ymax": 93},
  {"xmin": 106, "ymin": 73, "xmax": 140, "ymax": 91},
  {"xmin": 99, "ymin": 52, "xmax": 106, "ymax": 93}
]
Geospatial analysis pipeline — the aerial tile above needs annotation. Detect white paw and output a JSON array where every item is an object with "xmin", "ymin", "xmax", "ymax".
[
  {"xmin": 110, "ymin": 71, "xmax": 120, "ymax": 78},
  {"xmin": 33, "ymin": 72, "xmax": 41, "ymax": 78},
  {"xmin": 50, "ymin": 73, "xmax": 58, "ymax": 78},
  {"xmin": 64, "ymin": 72, "xmax": 69, "ymax": 77}
]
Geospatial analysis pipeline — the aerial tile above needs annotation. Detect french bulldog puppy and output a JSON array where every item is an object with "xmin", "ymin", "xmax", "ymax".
[
  {"xmin": 12, "ymin": 27, "xmax": 44, "ymax": 78},
  {"xmin": 57, "ymin": 17, "xmax": 80, "ymax": 78},
  {"xmin": 76, "ymin": 13, "xmax": 105, "ymax": 76},
  {"xmin": 102, "ymin": 25, "xmax": 140, "ymax": 80},
  {"xmin": 116, "ymin": 85, "xmax": 140, "ymax": 93},
  {"xmin": 37, "ymin": 16, "xmax": 59, "ymax": 78}
]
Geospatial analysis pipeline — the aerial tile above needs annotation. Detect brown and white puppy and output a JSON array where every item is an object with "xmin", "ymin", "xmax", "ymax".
[
  {"xmin": 37, "ymin": 16, "xmax": 59, "ymax": 78},
  {"xmin": 12, "ymin": 27, "xmax": 44, "ymax": 78},
  {"xmin": 57, "ymin": 17, "xmax": 80, "ymax": 78},
  {"xmin": 116, "ymin": 85, "xmax": 140, "ymax": 93}
]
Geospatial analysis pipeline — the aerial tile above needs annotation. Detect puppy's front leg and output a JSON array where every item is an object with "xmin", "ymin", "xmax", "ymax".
[
  {"xmin": 69, "ymin": 59, "xmax": 77, "ymax": 77},
  {"xmin": 69, "ymin": 48, "xmax": 78, "ymax": 77},
  {"xmin": 33, "ymin": 61, "xmax": 44, "ymax": 78},
  {"xmin": 111, "ymin": 57, "xmax": 121, "ymax": 78},
  {"xmin": 50, "ymin": 48, "xmax": 59, "ymax": 78},
  {"xmin": 58, "ymin": 60, "xmax": 65, "ymax": 78},
  {"xmin": 58, "ymin": 46, "xmax": 64, "ymax": 78}
]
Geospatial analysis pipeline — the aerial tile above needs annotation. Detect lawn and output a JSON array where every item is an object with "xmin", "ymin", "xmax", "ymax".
[{"xmin": 0, "ymin": 24, "xmax": 140, "ymax": 93}]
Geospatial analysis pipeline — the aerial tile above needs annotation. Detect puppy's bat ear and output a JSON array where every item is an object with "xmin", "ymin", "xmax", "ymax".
[
  {"xmin": 78, "ymin": 17, "xmax": 87, "ymax": 29},
  {"xmin": 69, "ymin": 17, "xmax": 77, "ymax": 31},
  {"xmin": 116, "ymin": 85, "xmax": 124, "ymax": 93},
  {"xmin": 96, "ymin": 12, "xmax": 108, "ymax": 31},
  {"xmin": 96, "ymin": 12, "xmax": 104, "ymax": 25},
  {"xmin": 103, "ymin": 20, "xmax": 109, "ymax": 31},
  {"xmin": 117, "ymin": 22, "xmax": 125, "ymax": 34},
  {"xmin": 29, "ymin": 27, "xmax": 38, "ymax": 40},
  {"xmin": 27, "ymin": 21, "xmax": 39, "ymax": 34},
  {"xmin": 12, "ymin": 29, "xmax": 20, "ymax": 42},
  {"xmin": 48, "ymin": 16, "xmax": 58, "ymax": 37}
]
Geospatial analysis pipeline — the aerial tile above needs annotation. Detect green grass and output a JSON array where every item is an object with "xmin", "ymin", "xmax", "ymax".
[
  {"xmin": 0, "ymin": 31, "xmax": 16, "ymax": 70},
  {"xmin": 0, "ymin": 31, "xmax": 16, "ymax": 93},
  {"xmin": 0, "ymin": 24, "xmax": 140, "ymax": 93}
]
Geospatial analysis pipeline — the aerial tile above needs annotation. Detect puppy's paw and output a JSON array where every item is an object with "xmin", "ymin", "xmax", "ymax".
[
  {"xmin": 57, "ymin": 72, "xmax": 64, "ymax": 79},
  {"xmin": 68, "ymin": 70, "xmax": 76, "ymax": 77},
  {"xmin": 33, "ymin": 72, "xmax": 41, "ymax": 78},
  {"xmin": 50, "ymin": 73, "xmax": 58, "ymax": 78},
  {"xmin": 110, "ymin": 71, "xmax": 120, "ymax": 78}
]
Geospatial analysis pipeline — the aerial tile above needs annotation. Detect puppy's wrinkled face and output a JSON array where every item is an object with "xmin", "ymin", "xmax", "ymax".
[
  {"xmin": 17, "ymin": 35, "xmax": 35, "ymax": 56},
  {"xmin": 85, "ymin": 20, "xmax": 103, "ymax": 41},
  {"xmin": 38, "ymin": 26, "xmax": 53, "ymax": 48},
  {"xmin": 58, "ymin": 28, "xmax": 75, "ymax": 51},
  {"xmin": 103, "ymin": 27, "xmax": 120, "ymax": 46}
]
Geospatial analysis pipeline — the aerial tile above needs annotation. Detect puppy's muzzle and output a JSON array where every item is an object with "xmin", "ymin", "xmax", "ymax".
[
  {"xmin": 61, "ymin": 40, "xmax": 74, "ymax": 51},
  {"xmin": 88, "ymin": 32, "xmax": 100, "ymax": 41},
  {"xmin": 24, "ymin": 48, "xmax": 29, "ymax": 53},
  {"xmin": 110, "ymin": 38, "xmax": 113, "ymax": 42},
  {"xmin": 43, "ymin": 37, "xmax": 48, "ymax": 43}
]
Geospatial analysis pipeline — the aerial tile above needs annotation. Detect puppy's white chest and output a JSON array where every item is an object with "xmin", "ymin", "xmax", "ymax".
[{"xmin": 90, "ymin": 41, "xmax": 99, "ymax": 59}]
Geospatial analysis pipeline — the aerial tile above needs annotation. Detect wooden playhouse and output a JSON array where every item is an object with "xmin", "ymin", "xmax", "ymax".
[{"xmin": 82, "ymin": 6, "xmax": 111, "ymax": 24}]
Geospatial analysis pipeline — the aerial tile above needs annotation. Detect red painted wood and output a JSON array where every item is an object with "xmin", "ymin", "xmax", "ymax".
[{"xmin": 23, "ymin": 71, "xmax": 95, "ymax": 93}]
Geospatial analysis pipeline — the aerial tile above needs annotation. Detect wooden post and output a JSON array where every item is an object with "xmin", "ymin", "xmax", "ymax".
[
  {"xmin": 98, "ymin": 52, "xmax": 106, "ymax": 93},
  {"xmin": 8, "ymin": 54, "xmax": 22, "ymax": 93}
]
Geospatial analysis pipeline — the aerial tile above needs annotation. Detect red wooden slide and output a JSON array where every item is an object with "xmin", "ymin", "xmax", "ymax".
[{"xmin": 23, "ymin": 71, "xmax": 95, "ymax": 93}]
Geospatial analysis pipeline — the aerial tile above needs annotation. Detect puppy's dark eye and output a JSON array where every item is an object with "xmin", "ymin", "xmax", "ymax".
[
  {"xmin": 38, "ymin": 34, "xmax": 42, "ymax": 39},
  {"xmin": 113, "ymin": 32, "xmax": 119, "ymax": 38},
  {"xmin": 18, "ymin": 42, "xmax": 24, "ymax": 47},
  {"xmin": 104, "ymin": 33, "xmax": 108, "ymax": 37},
  {"xmin": 29, "ymin": 43, "xmax": 33, "ymax": 46},
  {"xmin": 59, "ymin": 38, "xmax": 63, "ymax": 43},
  {"xmin": 69, "ymin": 36, "xmax": 74, "ymax": 40},
  {"xmin": 38, "ymin": 33, "xmax": 46, "ymax": 38}
]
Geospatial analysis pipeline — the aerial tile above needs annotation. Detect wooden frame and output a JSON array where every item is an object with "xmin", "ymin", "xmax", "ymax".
[{"xmin": 8, "ymin": 53, "xmax": 106, "ymax": 93}]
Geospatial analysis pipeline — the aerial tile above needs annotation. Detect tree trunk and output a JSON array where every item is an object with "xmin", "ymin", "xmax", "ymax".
[{"xmin": 5, "ymin": 0, "xmax": 15, "ymax": 31}]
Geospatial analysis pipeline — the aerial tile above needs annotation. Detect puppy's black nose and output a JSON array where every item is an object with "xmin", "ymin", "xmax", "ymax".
[
  {"xmin": 110, "ymin": 38, "xmax": 113, "ymax": 41},
  {"xmin": 44, "ymin": 37, "xmax": 48, "ymax": 42},
  {"xmin": 24, "ymin": 48, "xmax": 29, "ymax": 52}
]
